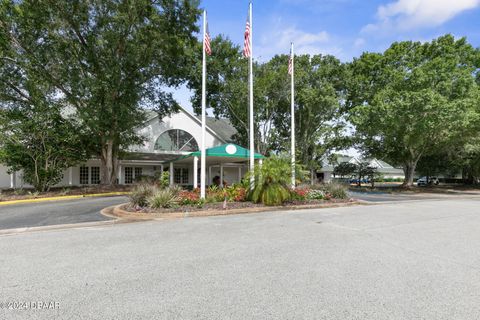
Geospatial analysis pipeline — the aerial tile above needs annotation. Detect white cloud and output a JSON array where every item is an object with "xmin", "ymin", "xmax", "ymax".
[
  {"xmin": 256, "ymin": 20, "xmax": 342, "ymax": 60},
  {"xmin": 354, "ymin": 37, "xmax": 366, "ymax": 48},
  {"xmin": 363, "ymin": 0, "xmax": 480, "ymax": 32}
]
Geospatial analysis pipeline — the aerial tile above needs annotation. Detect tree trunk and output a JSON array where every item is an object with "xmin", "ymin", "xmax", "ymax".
[
  {"xmin": 310, "ymin": 169, "xmax": 315, "ymax": 185},
  {"xmin": 100, "ymin": 138, "xmax": 118, "ymax": 185},
  {"xmin": 402, "ymin": 161, "xmax": 418, "ymax": 188}
]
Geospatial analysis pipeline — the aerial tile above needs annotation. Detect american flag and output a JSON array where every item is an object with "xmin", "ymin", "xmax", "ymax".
[
  {"xmin": 288, "ymin": 49, "xmax": 293, "ymax": 75},
  {"xmin": 243, "ymin": 16, "xmax": 251, "ymax": 58},
  {"xmin": 204, "ymin": 22, "xmax": 212, "ymax": 56}
]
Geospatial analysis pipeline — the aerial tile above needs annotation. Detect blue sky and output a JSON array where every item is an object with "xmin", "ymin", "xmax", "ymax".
[
  {"xmin": 200, "ymin": 0, "xmax": 480, "ymax": 62},
  {"xmin": 173, "ymin": 0, "xmax": 480, "ymax": 109}
]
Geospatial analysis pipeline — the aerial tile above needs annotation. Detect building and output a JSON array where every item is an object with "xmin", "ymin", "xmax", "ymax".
[
  {"xmin": 317, "ymin": 155, "xmax": 405, "ymax": 182},
  {"xmin": 0, "ymin": 107, "xmax": 262, "ymax": 189}
]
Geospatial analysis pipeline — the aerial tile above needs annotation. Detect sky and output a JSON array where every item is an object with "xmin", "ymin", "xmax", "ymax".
[{"xmin": 172, "ymin": 0, "xmax": 480, "ymax": 110}]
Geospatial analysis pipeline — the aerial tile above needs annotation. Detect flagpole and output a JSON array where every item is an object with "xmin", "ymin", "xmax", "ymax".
[
  {"xmin": 200, "ymin": 10, "xmax": 207, "ymax": 199},
  {"xmin": 248, "ymin": 1, "xmax": 254, "ymax": 186},
  {"xmin": 291, "ymin": 42, "xmax": 295, "ymax": 189}
]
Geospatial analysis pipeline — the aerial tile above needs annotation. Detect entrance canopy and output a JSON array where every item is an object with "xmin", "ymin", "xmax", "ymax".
[{"xmin": 171, "ymin": 143, "xmax": 264, "ymax": 165}]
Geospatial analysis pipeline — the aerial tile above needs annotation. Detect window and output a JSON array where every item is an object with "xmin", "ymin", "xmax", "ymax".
[
  {"xmin": 134, "ymin": 167, "xmax": 143, "ymax": 180},
  {"xmin": 196, "ymin": 169, "xmax": 200, "ymax": 187},
  {"xmin": 182, "ymin": 168, "xmax": 189, "ymax": 184},
  {"xmin": 125, "ymin": 167, "xmax": 133, "ymax": 184},
  {"xmin": 154, "ymin": 129, "xmax": 198, "ymax": 152},
  {"xmin": 91, "ymin": 167, "xmax": 100, "ymax": 184},
  {"xmin": 174, "ymin": 168, "xmax": 189, "ymax": 184},
  {"xmin": 80, "ymin": 166, "xmax": 89, "ymax": 185}
]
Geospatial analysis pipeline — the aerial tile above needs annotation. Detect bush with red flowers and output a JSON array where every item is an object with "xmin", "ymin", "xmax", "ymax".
[
  {"xmin": 290, "ymin": 187, "xmax": 310, "ymax": 200},
  {"xmin": 178, "ymin": 189, "xmax": 200, "ymax": 205}
]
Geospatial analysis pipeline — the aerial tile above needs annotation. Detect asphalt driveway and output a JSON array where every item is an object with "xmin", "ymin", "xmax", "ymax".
[
  {"xmin": 348, "ymin": 190, "xmax": 461, "ymax": 202},
  {"xmin": 0, "ymin": 191, "xmax": 471, "ymax": 231},
  {"xmin": 0, "ymin": 196, "xmax": 128, "ymax": 230},
  {"xmin": 1, "ymin": 197, "xmax": 480, "ymax": 319}
]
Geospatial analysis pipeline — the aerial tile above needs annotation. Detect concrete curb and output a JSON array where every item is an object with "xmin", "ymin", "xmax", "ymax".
[
  {"xmin": 0, "ymin": 192, "xmax": 129, "ymax": 206},
  {"xmin": 0, "ymin": 219, "xmax": 120, "ymax": 236},
  {"xmin": 110, "ymin": 200, "xmax": 366, "ymax": 221}
]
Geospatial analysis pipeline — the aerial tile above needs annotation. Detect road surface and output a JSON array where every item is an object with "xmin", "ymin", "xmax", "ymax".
[
  {"xmin": 1, "ymin": 197, "xmax": 480, "ymax": 319},
  {"xmin": 0, "ymin": 196, "xmax": 128, "ymax": 230}
]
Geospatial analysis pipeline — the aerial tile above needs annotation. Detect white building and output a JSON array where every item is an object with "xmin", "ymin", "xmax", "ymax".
[
  {"xmin": 0, "ymin": 107, "xmax": 260, "ymax": 189},
  {"xmin": 317, "ymin": 155, "xmax": 405, "ymax": 183}
]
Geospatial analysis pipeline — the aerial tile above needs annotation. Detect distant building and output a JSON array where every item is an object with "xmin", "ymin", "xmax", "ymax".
[{"xmin": 317, "ymin": 155, "xmax": 405, "ymax": 182}]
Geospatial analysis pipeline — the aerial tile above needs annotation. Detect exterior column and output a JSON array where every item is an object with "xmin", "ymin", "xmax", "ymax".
[
  {"xmin": 193, "ymin": 156, "xmax": 198, "ymax": 189},
  {"xmin": 238, "ymin": 166, "xmax": 242, "ymax": 183},
  {"xmin": 208, "ymin": 166, "xmax": 212, "ymax": 187},
  {"xmin": 220, "ymin": 164, "xmax": 224, "ymax": 187},
  {"xmin": 118, "ymin": 164, "xmax": 122, "ymax": 185},
  {"xmin": 68, "ymin": 167, "xmax": 73, "ymax": 186},
  {"xmin": 10, "ymin": 172, "xmax": 16, "ymax": 189},
  {"xmin": 169, "ymin": 162, "xmax": 174, "ymax": 186}
]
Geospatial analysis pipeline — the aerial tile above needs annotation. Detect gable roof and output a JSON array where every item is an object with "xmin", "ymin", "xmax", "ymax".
[
  {"xmin": 142, "ymin": 106, "xmax": 237, "ymax": 144},
  {"xmin": 202, "ymin": 117, "xmax": 237, "ymax": 143},
  {"xmin": 320, "ymin": 155, "xmax": 403, "ymax": 174}
]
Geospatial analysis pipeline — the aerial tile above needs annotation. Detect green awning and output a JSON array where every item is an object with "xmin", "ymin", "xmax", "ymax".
[{"xmin": 171, "ymin": 143, "xmax": 264, "ymax": 164}]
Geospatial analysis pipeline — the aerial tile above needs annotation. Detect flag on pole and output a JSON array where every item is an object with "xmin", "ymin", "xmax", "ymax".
[
  {"xmin": 288, "ymin": 48, "xmax": 293, "ymax": 75},
  {"xmin": 245, "ymin": 2, "xmax": 255, "ymax": 186},
  {"xmin": 243, "ymin": 14, "xmax": 251, "ymax": 57},
  {"xmin": 204, "ymin": 20, "xmax": 212, "ymax": 56},
  {"xmin": 200, "ymin": 10, "xmax": 209, "ymax": 199},
  {"xmin": 290, "ymin": 42, "xmax": 295, "ymax": 189}
]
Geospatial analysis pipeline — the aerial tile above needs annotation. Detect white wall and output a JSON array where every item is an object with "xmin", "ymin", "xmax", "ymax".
[
  {"xmin": 0, "ymin": 110, "xmax": 228, "ymax": 190},
  {"xmin": 323, "ymin": 172, "xmax": 333, "ymax": 183},
  {"xmin": 0, "ymin": 165, "xmax": 11, "ymax": 189},
  {"xmin": 131, "ymin": 110, "xmax": 224, "ymax": 154}
]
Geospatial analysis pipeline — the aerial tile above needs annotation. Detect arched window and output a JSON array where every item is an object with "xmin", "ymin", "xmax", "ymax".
[{"xmin": 154, "ymin": 129, "xmax": 199, "ymax": 152}]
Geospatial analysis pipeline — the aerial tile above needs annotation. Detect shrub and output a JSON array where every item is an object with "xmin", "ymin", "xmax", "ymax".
[
  {"xmin": 206, "ymin": 185, "xmax": 226, "ymax": 203},
  {"xmin": 129, "ymin": 184, "xmax": 157, "ymax": 207},
  {"xmin": 246, "ymin": 156, "xmax": 293, "ymax": 206},
  {"xmin": 13, "ymin": 188, "xmax": 28, "ymax": 196},
  {"xmin": 154, "ymin": 171, "xmax": 170, "ymax": 189},
  {"xmin": 178, "ymin": 189, "xmax": 200, "ymax": 205},
  {"xmin": 224, "ymin": 184, "xmax": 247, "ymax": 202},
  {"xmin": 252, "ymin": 182, "xmax": 290, "ymax": 206},
  {"xmin": 291, "ymin": 188, "xmax": 309, "ymax": 201},
  {"xmin": 306, "ymin": 189, "xmax": 325, "ymax": 200},
  {"xmin": 147, "ymin": 188, "xmax": 178, "ymax": 209},
  {"xmin": 60, "ymin": 187, "xmax": 70, "ymax": 196},
  {"xmin": 317, "ymin": 182, "xmax": 349, "ymax": 199},
  {"xmin": 134, "ymin": 175, "xmax": 156, "ymax": 184}
]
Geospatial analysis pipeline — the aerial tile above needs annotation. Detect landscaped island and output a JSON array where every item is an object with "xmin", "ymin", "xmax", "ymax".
[
  {"xmin": 123, "ymin": 157, "xmax": 352, "ymax": 216},
  {"xmin": 126, "ymin": 182, "xmax": 351, "ymax": 215}
]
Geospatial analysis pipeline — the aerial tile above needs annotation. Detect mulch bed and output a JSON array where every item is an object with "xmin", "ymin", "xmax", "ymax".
[{"xmin": 124, "ymin": 198, "xmax": 352, "ymax": 215}]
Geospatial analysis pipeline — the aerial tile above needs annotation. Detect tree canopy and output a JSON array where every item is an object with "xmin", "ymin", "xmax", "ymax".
[
  {"xmin": 0, "ymin": 0, "xmax": 201, "ymax": 185},
  {"xmin": 0, "ymin": 104, "xmax": 88, "ymax": 191},
  {"xmin": 1, "ymin": 1, "xmax": 479, "ymax": 193},
  {"xmin": 188, "ymin": 36, "xmax": 347, "ymax": 172},
  {"xmin": 347, "ymin": 35, "xmax": 480, "ymax": 186}
]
